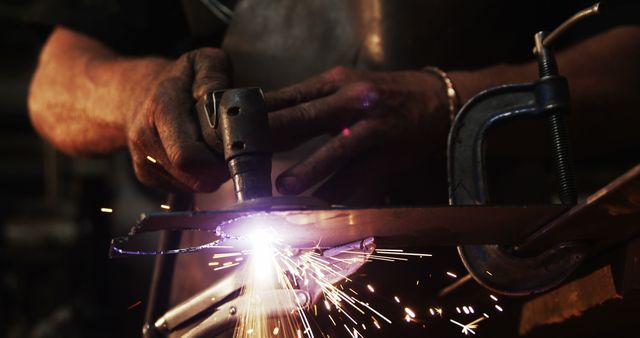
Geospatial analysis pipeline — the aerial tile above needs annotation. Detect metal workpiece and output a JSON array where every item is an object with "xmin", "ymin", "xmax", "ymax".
[{"xmin": 133, "ymin": 206, "xmax": 565, "ymax": 249}]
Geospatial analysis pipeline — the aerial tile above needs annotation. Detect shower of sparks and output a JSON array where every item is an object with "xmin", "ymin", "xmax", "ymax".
[
  {"xmin": 100, "ymin": 207, "xmax": 113, "ymax": 213},
  {"xmin": 133, "ymin": 215, "xmax": 500, "ymax": 338},
  {"xmin": 160, "ymin": 204, "xmax": 170, "ymax": 210},
  {"xmin": 146, "ymin": 155, "xmax": 157, "ymax": 163}
]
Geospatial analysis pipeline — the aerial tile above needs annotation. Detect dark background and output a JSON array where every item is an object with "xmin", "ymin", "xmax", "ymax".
[{"xmin": 0, "ymin": 3, "xmax": 163, "ymax": 336}]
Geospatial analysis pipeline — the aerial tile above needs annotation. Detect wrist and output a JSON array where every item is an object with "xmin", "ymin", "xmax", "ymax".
[{"xmin": 448, "ymin": 63, "xmax": 537, "ymax": 105}]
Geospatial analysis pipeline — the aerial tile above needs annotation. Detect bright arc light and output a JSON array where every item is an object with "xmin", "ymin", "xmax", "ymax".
[{"xmin": 248, "ymin": 229, "xmax": 277, "ymax": 288}]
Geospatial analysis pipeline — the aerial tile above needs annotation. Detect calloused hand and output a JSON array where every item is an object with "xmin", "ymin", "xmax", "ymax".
[
  {"xmin": 127, "ymin": 48, "xmax": 231, "ymax": 193},
  {"xmin": 266, "ymin": 66, "xmax": 452, "ymax": 203}
]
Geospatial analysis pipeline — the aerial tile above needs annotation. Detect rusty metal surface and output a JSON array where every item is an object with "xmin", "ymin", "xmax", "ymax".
[
  {"xmin": 133, "ymin": 205, "xmax": 565, "ymax": 249},
  {"xmin": 516, "ymin": 164, "xmax": 640, "ymax": 254}
]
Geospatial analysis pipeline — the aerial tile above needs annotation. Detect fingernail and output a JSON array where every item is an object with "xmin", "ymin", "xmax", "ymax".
[{"xmin": 277, "ymin": 176, "xmax": 299, "ymax": 194}]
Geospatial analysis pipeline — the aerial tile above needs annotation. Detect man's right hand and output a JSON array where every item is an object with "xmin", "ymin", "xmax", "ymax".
[
  {"xmin": 127, "ymin": 48, "xmax": 231, "ymax": 193},
  {"xmin": 30, "ymin": 28, "xmax": 233, "ymax": 193}
]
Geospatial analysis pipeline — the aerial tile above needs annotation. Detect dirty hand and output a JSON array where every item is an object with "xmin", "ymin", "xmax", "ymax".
[
  {"xmin": 266, "ymin": 66, "xmax": 451, "ymax": 202},
  {"xmin": 127, "ymin": 48, "xmax": 231, "ymax": 193}
]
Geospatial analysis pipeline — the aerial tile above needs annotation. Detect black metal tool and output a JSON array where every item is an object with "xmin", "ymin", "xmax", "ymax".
[
  {"xmin": 447, "ymin": 3, "xmax": 606, "ymax": 295},
  {"xmin": 197, "ymin": 87, "xmax": 273, "ymax": 203}
]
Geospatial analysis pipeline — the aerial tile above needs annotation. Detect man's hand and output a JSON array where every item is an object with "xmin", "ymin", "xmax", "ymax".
[
  {"xmin": 30, "ymin": 28, "xmax": 232, "ymax": 193},
  {"xmin": 127, "ymin": 48, "xmax": 231, "ymax": 193},
  {"xmin": 266, "ymin": 66, "xmax": 451, "ymax": 202}
]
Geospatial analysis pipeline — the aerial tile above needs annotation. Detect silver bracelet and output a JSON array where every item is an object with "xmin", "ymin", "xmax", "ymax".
[{"xmin": 423, "ymin": 66, "xmax": 460, "ymax": 123}]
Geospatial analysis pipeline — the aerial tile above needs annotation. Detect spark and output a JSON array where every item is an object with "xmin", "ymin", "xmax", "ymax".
[
  {"xmin": 208, "ymin": 262, "xmax": 220, "ymax": 266},
  {"xmin": 373, "ymin": 320, "xmax": 381, "ymax": 329},
  {"xmin": 429, "ymin": 308, "xmax": 435, "ymax": 316},
  {"xmin": 416, "ymin": 280, "xmax": 420, "ymax": 286},
  {"xmin": 489, "ymin": 294, "xmax": 498, "ymax": 302},
  {"xmin": 468, "ymin": 306, "xmax": 475, "ymax": 314},
  {"xmin": 494, "ymin": 305, "xmax": 503, "ymax": 312},
  {"xmin": 247, "ymin": 329, "xmax": 254, "ymax": 335},
  {"xmin": 160, "ymin": 204, "xmax": 170, "ymax": 210},
  {"xmin": 404, "ymin": 307, "xmax": 416, "ymax": 318},
  {"xmin": 485, "ymin": 270, "xmax": 493, "ymax": 276},
  {"xmin": 404, "ymin": 315, "xmax": 411, "ymax": 322},
  {"xmin": 435, "ymin": 308, "xmax": 443, "ymax": 316},
  {"xmin": 394, "ymin": 296, "xmax": 400, "ymax": 303},
  {"xmin": 456, "ymin": 307, "xmax": 461, "ymax": 314},
  {"xmin": 235, "ymin": 257, "xmax": 244, "ymax": 262},
  {"xmin": 446, "ymin": 271, "xmax": 458, "ymax": 278},
  {"xmin": 328, "ymin": 315, "xmax": 337, "ymax": 326},
  {"xmin": 273, "ymin": 327, "xmax": 279, "ymax": 335},
  {"xmin": 450, "ymin": 319, "xmax": 476, "ymax": 335},
  {"xmin": 362, "ymin": 323, "xmax": 366, "ymax": 330},
  {"xmin": 213, "ymin": 252, "xmax": 243, "ymax": 258},
  {"xmin": 367, "ymin": 284, "xmax": 375, "ymax": 293},
  {"xmin": 349, "ymin": 288, "xmax": 358, "ymax": 295},
  {"xmin": 463, "ymin": 306, "xmax": 470, "ymax": 314},
  {"xmin": 100, "ymin": 207, "xmax": 113, "ymax": 213},
  {"xmin": 127, "ymin": 300, "xmax": 142, "ymax": 310},
  {"xmin": 483, "ymin": 313, "xmax": 489, "ymax": 318},
  {"xmin": 146, "ymin": 155, "xmax": 157, "ymax": 163},
  {"xmin": 213, "ymin": 262, "xmax": 239, "ymax": 271},
  {"xmin": 375, "ymin": 249, "xmax": 432, "ymax": 257}
]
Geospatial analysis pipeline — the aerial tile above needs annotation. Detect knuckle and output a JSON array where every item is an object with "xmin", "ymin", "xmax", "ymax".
[
  {"xmin": 168, "ymin": 150, "xmax": 192, "ymax": 171},
  {"xmin": 326, "ymin": 66, "xmax": 350, "ymax": 81},
  {"xmin": 346, "ymin": 81, "xmax": 380, "ymax": 109}
]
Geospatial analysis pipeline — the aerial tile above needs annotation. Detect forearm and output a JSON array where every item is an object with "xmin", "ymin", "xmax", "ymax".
[
  {"xmin": 450, "ymin": 25, "xmax": 640, "ymax": 157},
  {"xmin": 28, "ymin": 26, "xmax": 171, "ymax": 155}
]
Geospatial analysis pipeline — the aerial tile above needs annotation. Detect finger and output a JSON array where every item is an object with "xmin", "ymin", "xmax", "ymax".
[
  {"xmin": 188, "ymin": 48, "xmax": 231, "ymax": 99},
  {"xmin": 133, "ymin": 118, "xmax": 223, "ymax": 192},
  {"xmin": 264, "ymin": 66, "xmax": 352, "ymax": 110},
  {"xmin": 269, "ymin": 82, "xmax": 378, "ymax": 150},
  {"xmin": 153, "ymin": 75, "xmax": 228, "ymax": 188},
  {"xmin": 275, "ymin": 120, "xmax": 379, "ymax": 195}
]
